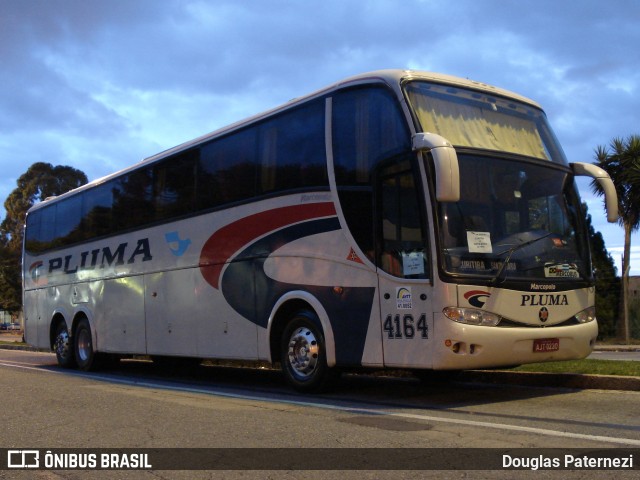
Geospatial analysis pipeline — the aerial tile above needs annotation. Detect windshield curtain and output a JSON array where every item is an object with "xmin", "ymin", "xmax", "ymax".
[
  {"xmin": 405, "ymin": 81, "xmax": 568, "ymax": 165},
  {"xmin": 437, "ymin": 154, "xmax": 591, "ymax": 282}
]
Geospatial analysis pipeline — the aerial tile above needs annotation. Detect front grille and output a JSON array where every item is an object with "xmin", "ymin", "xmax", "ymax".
[{"xmin": 497, "ymin": 317, "xmax": 580, "ymax": 328}]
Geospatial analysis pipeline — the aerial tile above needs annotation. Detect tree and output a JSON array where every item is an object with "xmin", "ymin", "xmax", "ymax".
[
  {"xmin": 0, "ymin": 246, "xmax": 21, "ymax": 312},
  {"xmin": 593, "ymin": 135, "xmax": 640, "ymax": 342},
  {"xmin": 0, "ymin": 163, "xmax": 87, "ymax": 312},
  {"xmin": 584, "ymin": 204, "xmax": 620, "ymax": 338}
]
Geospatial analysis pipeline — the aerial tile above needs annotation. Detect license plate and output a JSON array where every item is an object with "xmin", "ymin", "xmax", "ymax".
[{"xmin": 533, "ymin": 338, "xmax": 560, "ymax": 353}]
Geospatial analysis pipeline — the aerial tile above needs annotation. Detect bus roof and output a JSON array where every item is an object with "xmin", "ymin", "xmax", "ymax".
[
  {"xmin": 143, "ymin": 70, "xmax": 541, "ymax": 164},
  {"xmin": 27, "ymin": 69, "xmax": 542, "ymax": 212}
]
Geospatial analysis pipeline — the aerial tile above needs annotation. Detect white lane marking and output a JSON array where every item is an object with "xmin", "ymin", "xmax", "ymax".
[
  {"xmin": 0, "ymin": 360, "xmax": 57, "ymax": 368},
  {"xmin": 3, "ymin": 360, "xmax": 640, "ymax": 446}
]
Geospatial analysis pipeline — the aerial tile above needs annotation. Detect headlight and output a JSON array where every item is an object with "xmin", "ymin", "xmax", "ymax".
[
  {"xmin": 443, "ymin": 307, "xmax": 501, "ymax": 326},
  {"xmin": 574, "ymin": 306, "xmax": 596, "ymax": 323}
]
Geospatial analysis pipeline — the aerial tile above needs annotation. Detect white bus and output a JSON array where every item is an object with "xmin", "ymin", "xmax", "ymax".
[{"xmin": 23, "ymin": 70, "xmax": 618, "ymax": 391}]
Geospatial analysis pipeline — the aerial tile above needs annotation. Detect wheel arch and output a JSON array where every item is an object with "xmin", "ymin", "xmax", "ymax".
[
  {"xmin": 267, "ymin": 291, "xmax": 336, "ymax": 367},
  {"xmin": 48, "ymin": 308, "xmax": 96, "ymax": 352}
]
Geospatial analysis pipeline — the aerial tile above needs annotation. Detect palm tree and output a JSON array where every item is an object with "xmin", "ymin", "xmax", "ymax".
[{"xmin": 593, "ymin": 135, "xmax": 640, "ymax": 343}]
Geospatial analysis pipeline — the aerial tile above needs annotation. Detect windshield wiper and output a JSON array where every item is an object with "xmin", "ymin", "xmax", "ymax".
[{"xmin": 490, "ymin": 232, "xmax": 554, "ymax": 286}]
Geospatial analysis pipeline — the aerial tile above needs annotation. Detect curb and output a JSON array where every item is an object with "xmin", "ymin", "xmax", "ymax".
[
  {"xmin": 461, "ymin": 370, "xmax": 640, "ymax": 391},
  {"xmin": 594, "ymin": 345, "xmax": 640, "ymax": 352}
]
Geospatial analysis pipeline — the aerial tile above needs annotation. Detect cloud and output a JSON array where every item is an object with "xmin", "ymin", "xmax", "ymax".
[
  {"xmin": 1, "ymin": 0, "xmax": 639, "ymax": 274},
  {"xmin": 607, "ymin": 245, "xmax": 640, "ymax": 276}
]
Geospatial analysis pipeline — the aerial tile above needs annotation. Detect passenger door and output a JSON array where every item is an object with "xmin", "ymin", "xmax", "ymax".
[{"xmin": 376, "ymin": 161, "xmax": 433, "ymax": 368}]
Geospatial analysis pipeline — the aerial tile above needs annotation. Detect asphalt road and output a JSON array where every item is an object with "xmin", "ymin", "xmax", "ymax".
[{"xmin": 1, "ymin": 349, "xmax": 639, "ymax": 479}]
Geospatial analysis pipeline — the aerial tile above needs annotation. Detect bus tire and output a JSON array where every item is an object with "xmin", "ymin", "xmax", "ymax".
[
  {"xmin": 53, "ymin": 322, "xmax": 76, "ymax": 369},
  {"xmin": 74, "ymin": 319, "xmax": 98, "ymax": 371},
  {"xmin": 280, "ymin": 311, "xmax": 335, "ymax": 392}
]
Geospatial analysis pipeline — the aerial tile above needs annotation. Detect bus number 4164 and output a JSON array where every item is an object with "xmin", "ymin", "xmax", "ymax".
[{"xmin": 383, "ymin": 314, "xmax": 428, "ymax": 339}]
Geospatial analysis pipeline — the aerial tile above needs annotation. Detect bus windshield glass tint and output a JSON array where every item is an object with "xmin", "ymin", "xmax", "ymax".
[
  {"xmin": 437, "ymin": 154, "xmax": 591, "ymax": 282},
  {"xmin": 405, "ymin": 81, "xmax": 568, "ymax": 165}
]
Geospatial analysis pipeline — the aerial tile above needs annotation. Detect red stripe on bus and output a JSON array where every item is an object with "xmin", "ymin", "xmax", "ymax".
[{"xmin": 199, "ymin": 202, "xmax": 337, "ymax": 289}]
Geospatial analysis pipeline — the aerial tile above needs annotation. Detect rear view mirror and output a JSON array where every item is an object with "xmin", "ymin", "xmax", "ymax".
[
  {"xmin": 413, "ymin": 133, "xmax": 460, "ymax": 202},
  {"xmin": 571, "ymin": 162, "xmax": 619, "ymax": 223}
]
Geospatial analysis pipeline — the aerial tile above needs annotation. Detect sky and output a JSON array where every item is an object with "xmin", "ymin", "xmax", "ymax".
[{"xmin": 1, "ymin": 0, "xmax": 639, "ymax": 274}]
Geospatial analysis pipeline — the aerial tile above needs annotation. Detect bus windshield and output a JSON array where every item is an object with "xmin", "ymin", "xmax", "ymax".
[
  {"xmin": 405, "ymin": 81, "xmax": 568, "ymax": 165},
  {"xmin": 436, "ymin": 154, "xmax": 591, "ymax": 282}
]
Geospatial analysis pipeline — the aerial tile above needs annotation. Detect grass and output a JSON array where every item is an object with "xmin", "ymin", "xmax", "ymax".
[{"xmin": 512, "ymin": 359, "xmax": 640, "ymax": 377}]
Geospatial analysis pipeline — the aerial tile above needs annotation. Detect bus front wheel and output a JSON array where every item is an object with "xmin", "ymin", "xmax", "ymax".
[{"xmin": 280, "ymin": 311, "xmax": 335, "ymax": 392}]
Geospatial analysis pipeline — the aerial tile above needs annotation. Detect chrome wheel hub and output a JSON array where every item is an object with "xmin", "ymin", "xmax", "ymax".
[
  {"xmin": 287, "ymin": 327, "xmax": 319, "ymax": 378},
  {"xmin": 54, "ymin": 329, "xmax": 70, "ymax": 360},
  {"xmin": 76, "ymin": 328, "xmax": 91, "ymax": 363}
]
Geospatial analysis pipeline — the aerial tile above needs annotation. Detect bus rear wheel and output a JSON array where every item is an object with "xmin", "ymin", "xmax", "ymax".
[
  {"xmin": 53, "ymin": 322, "xmax": 76, "ymax": 369},
  {"xmin": 74, "ymin": 319, "xmax": 98, "ymax": 371},
  {"xmin": 280, "ymin": 311, "xmax": 335, "ymax": 392}
]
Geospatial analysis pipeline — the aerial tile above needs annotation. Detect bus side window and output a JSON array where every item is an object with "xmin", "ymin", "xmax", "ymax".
[
  {"xmin": 378, "ymin": 164, "xmax": 428, "ymax": 279},
  {"xmin": 332, "ymin": 86, "xmax": 411, "ymax": 262},
  {"xmin": 54, "ymin": 194, "xmax": 83, "ymax": 247},
  {"xmin": 24, "ymin": 209, "xmax": 46, "ymax": 253},
  {"xmin": 258, "ymin": 100, "xmax": 327, "ymax": 194},
  {"xmin": 82, "ymin": 182, "xmax": 114, "ymax": 240},
  {"xmin": 199, "ymin": 129, "xmax": 257, "ymax": 209},
  {"xmin": 154, "ymin": 151, "xmax": 198, "ymax": 220},
  {"xmin": 112, "ymin": 169, "xmax": 154, "ymax": 231}
]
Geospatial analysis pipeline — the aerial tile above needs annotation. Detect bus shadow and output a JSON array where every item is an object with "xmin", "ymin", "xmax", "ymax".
[{"xmin": 99, "ymin": 357, "xmax": 576, "ymax": 410}]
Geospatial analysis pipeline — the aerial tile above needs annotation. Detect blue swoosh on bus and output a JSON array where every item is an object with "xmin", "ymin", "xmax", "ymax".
[{"xmin": 165, "ymin": 231, "xmax": 192, "ymax": 257}]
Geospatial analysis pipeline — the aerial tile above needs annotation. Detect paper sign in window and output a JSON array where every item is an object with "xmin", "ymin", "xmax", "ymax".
[
  {"xmin": 402, "ymin": 252, "xmax": 425, "ymax": 276},
  {"xmin": 467, "ymin": 231, "xmax": 492, "ymax": 253}
]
